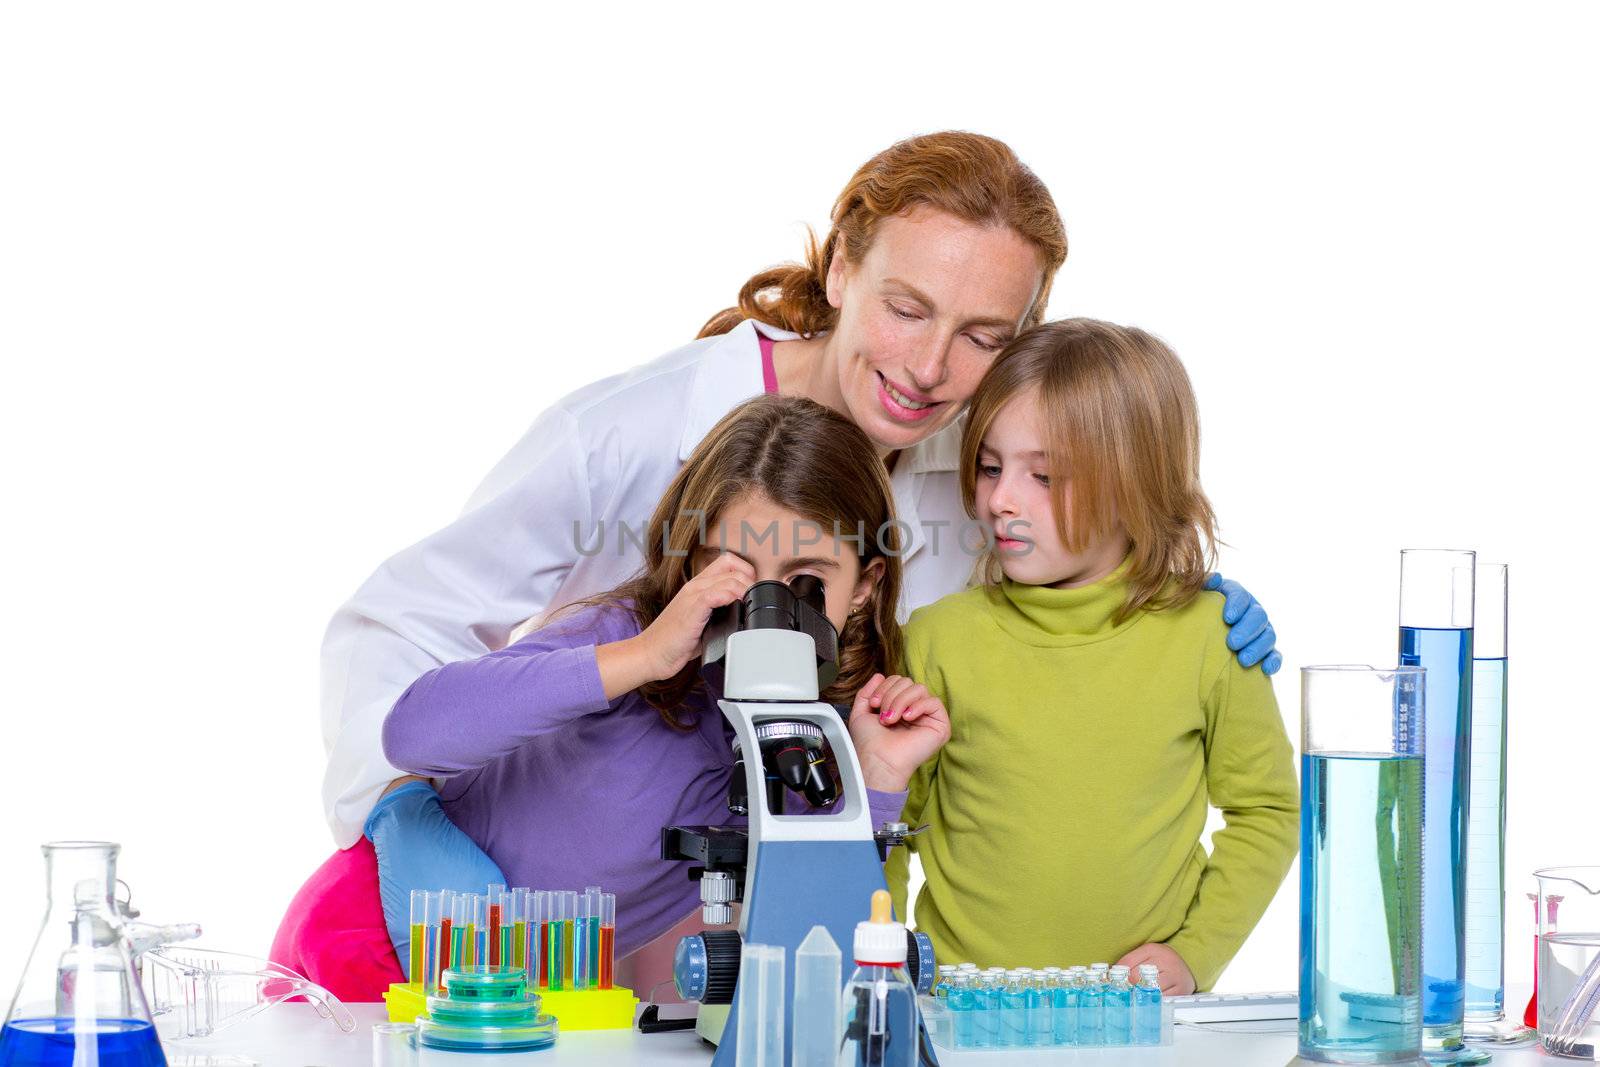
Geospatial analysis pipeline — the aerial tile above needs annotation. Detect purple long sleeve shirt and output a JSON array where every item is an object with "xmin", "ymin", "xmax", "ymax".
[{"xmin": 382, "ymin": 601, "xmax": 908, "ymax": 960}]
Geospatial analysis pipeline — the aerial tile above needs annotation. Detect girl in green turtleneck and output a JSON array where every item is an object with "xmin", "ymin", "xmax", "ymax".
[{"xmin": 882, "ymin": 318, "xmax": 1298, "ymax": 994}]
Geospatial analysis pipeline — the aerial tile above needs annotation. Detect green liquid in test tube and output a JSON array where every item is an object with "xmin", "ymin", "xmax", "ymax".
[
  {"xmin": 546, "ymin": 892, "xmax": 567, "ymax": 991},
  {"xmin": 585, "ymin": 886, "xmax": 603, "ymax": 990}
]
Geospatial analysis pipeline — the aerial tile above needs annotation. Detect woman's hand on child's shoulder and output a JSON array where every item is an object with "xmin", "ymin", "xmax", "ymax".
[
  {"xmin": 635, "ymin": 553, "xmax": 757, "ymax": 681},
  {"xmin": 846, "ymin": 673, "xmax": 951, "ymax": 793},
  {"xmin": 1115, "ymin": 943, "xmax": 1197, "ymax": 995}
]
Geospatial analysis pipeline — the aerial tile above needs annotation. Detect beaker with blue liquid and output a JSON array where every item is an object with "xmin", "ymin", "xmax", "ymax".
[
  {"xmin": 1298, "ymin": 665, "xmax": 1424, "ymax": 1064},
  {"xmin": 0, "ymin": 842, "xmax": 167, "ymax": 1067}
]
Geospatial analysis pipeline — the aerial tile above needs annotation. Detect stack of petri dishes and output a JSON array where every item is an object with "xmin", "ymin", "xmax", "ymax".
[{"xmin": 415, "ymin": 966, "xmax": 558, "ymax": 1052}]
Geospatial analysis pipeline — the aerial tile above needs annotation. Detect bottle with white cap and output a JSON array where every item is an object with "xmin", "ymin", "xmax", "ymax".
[
  {"xmin": 1104, "ymin": 963, "xmax": 1134, "ymax": 1046},
  {"xmin": 1080, "ymin": 962, "xmax": 1108, "ymax": 1045},
  {"xmin": 836, "ymin": 890, "xmax": 916, "ymax": 1067},
  {"xmin": 1133, "ymin": 962, "xmax": 1163, "ymax": 1045}
]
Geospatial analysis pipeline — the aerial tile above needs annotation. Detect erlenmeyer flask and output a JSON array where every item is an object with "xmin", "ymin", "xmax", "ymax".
[{"xmin": 0, "ymin": 841, "xmax": 167, "ymax": 1066}]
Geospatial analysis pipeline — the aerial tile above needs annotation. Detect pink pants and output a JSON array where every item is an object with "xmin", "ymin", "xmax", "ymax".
[{"xmin": 270, "ymin": 838, "xmax": 405, "ymax": 1002}]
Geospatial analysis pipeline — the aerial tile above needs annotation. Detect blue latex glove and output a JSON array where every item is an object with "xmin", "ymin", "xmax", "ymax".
[
  {"xmin": 1206, "ymin": 573, "xmax": 1283, "ymax": 675},
  {"xmin": 364, "ymin": 780, "xmax": 508, "ymax": 978}
]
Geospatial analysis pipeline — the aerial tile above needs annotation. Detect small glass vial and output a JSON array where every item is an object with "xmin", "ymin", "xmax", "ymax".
[
  {"xmin": 1104, "ymin": 963, "xmax": 1134, "ymax": 1046},
  {"xmin": 1134, "ymin": 962, "xmax": 1163, "ymax": 1045}
]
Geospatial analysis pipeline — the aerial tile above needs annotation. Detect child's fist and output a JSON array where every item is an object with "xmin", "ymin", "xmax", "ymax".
[{"xmin": 847, "ymin": 673, "xmax": 951, "ymax": 792}]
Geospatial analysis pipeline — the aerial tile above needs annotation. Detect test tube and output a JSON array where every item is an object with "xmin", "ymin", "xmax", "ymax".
[
  {"xmin": 487, "ymin": 884, "xmax": 504, "ymax": 969},
  {"xmin": 546, "ymin": 892, "xmax": 568, "ymax": 991},
  {"xmin": 566, "ymin": 889, "xmax": 585, "ymax": 991},
  {"xmin": 467, "ymin": 894, "xmax": 485, "ymax": 968},
  {"xmin": 534, "ymin": 891, "xmax": 551, "ymax": 988},
  {"xmin": 598, "ymin": 893, "xmax": 616, "ymax": 990},
  {"xmin": 585, "ymin": 885, "xmax": 603, "ymax": 989},
  {"xmin": 511, "ymin": 888, "xmax": 528, "ymax": 973},
  {"xmin": 408, "ymin": 890, "xmax": 427, "ymax": 987},
  {"xmin": 447, "ymin": 891, "xmax": 465, "ymax": 971},
  {"xmin": 574, "ymin": 893, "xmax": 593, "ymax": 990},
  {"xmin": 425, "ymin": 891, "xmax": 444, "ymax": 993}
]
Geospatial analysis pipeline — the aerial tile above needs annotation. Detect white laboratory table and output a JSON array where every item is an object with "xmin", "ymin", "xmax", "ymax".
[{"xmin": 165, "ymin": 1001, "xmax": 1555, "ymax": 1067}]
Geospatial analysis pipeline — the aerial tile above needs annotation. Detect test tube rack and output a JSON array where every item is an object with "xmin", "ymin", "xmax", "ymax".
[{"xmin": 393, "ymin": 884, "xmax": 634, "ymax": 1031}]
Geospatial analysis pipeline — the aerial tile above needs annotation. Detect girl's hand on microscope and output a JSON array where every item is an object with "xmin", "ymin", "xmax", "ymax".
[
  {"xmin": 847, "ymin": 673, "xmax": 951, "ymax": 792},
  {"xmin": 601, "ymin": 553, "xmax": 755, "ymax": 698}
]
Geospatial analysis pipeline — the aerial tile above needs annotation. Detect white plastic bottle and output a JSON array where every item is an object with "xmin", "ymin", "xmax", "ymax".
[{"xmin": 836, "ymin": 890, "xmax": 917, "ymax": 1067}]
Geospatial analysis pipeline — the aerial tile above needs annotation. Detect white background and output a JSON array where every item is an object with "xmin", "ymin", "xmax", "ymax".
[{"xmin": 2, "ymin": 2, "xmax": 1595, "ymax": 1000}]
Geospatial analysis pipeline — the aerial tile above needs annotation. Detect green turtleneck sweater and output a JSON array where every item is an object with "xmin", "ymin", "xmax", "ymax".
[{"xmin": 884, "ymin": 568, "xmax": 1298, "ymax": 990}]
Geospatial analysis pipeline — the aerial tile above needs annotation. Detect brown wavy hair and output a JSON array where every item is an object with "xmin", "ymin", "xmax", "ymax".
[
  {"xmin": 960, "ymin": 318, "xmax": 1219, "ymax": 623},
  {"xmin": 569, "ymin": 394, "xmax": 904, "ymax": 728},
  {"xmin": 698, "ymin": 131, "xmax": 1067, "ymax": 340}
]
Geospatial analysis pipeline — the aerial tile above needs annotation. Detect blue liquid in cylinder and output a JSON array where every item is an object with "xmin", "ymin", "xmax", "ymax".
[
  {"xmin": 1299, "ymin": 753, "xmax": 1423, "ymax": 1061},
  {"xmin": 1463, "ymin": 657, "xmax": 1507, "ymax": 1018},
  {"xmin": 1399, "ymin": 625, "xmax": 1472, "ymax": 1042},
  {"xmin": 0, "ymin": 1019, "xmax": 167, "ymax": 1067}
]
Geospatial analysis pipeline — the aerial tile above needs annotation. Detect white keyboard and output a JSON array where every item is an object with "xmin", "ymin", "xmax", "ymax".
[{"xmin": 1170, "ymin": 991, "xmax": 1298, "ymax": 1023}]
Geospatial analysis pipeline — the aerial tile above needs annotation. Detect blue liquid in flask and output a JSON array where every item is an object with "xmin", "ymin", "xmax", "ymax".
[
  {"xmin": 1463, "ymin": 656, "xmax": 1507, "ymax": 1019},
  {"xmin": 0, "ymin": 1018, "xmax": 166, "ymax": 1067},
  {"xmin": 1299, "ymin": 752, "xmax": 1423, "ymax": 1061},
  {"xmin": 1399, "ymin": 625, "xmax": 1471, "ymax": 1044}
]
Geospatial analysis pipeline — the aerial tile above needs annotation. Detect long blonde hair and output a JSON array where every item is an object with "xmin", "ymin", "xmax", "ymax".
[
  {"xmin": 569, "ymin": 394, "xmax": 904, "ymax": 728},
  {"xmin": 699, "ymin": 131, "xmax": 1067, "ymax": 339},
  {"xmin": 961, "ymin": 318, "xmax": 1218, "ymax": 622}
]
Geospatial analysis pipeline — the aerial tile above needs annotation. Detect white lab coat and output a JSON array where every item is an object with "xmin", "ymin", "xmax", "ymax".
[{"xmin": 319, "ymin": 320, "xmax": 981, "ymax": 846}]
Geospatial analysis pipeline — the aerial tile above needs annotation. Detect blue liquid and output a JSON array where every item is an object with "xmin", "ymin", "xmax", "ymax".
[
  {"xmin": 0, "ymin": 1019, "xmax": 166, "ymax": 1067},
  {"xmin": 1300, "ymin": 752, "xmax": 1424, "ymax": 1061},
  {"xmin": 1399, "ymin": 625, "xmax": 1472, "ymax": 1045},
  {"xmin": 1025, "ymin": 984, "xmax": 1051, "ymax": 1046},
  {"xmin": 1105, "ymin": 981, "xmax": 1133, "ymax": 1046},
  {"xmin": 1000, "ymin": 984, "xmax": 1027, "ymax": 1047},
  {"xmin": 574, "ymin": 917, "xmax": 592, "ymax": 989},
  {"xmin": 974, "ymin": 981, "xmax": 1000, "ymax": 1048},
  {"xmin": 1464, "ymin": 657, "xmax": 1506, "ymax": 1019},
  {"xmin": 1134, "ymin": 984, "xmax": 1163, "ymax": 1045},
  {"xmin": 1053, "ymin": 982, "xmax": 1077, "ymax": 1045},
  {"xmin": 1079, "ymin": 980, "xmax": 1104, "ymax": 1045},
  {"xmin": 949, "ymin": 984, "xmax": 977, "ymax": 1048}
]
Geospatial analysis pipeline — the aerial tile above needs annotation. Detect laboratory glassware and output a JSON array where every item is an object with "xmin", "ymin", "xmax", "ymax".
[
  {"xmin": 735, "ymin": 944, "xmax": 784, "ymax": 1067},
  {"xmin": 0, "ymin": 842, "xmax": 166, "ymax": 1067},
  {"xmin": 1299, "ymin": 665, "xmax": 1424, "ymax": 1064},
  {"xmin": 141, "ymin": 946, "xmax": 354, "ymax": 1040},
  {"xmin": 1398, "ymin": 548, "xmax": 1483, "ymax": 1062},
  {"xmin": 1463, "ymin": 564, "xmax": 1529, "ymax": 1045},
  {"xmin": 792, "ymin": 925, "xmax": 841, "ymax": 1067},
  {"xmin": 1535, "ymin": 867, "xmax": 1600, "ymax": 1058}
]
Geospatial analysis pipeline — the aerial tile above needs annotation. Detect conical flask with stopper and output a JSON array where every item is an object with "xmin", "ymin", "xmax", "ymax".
[{"xmin": 0, "ymin": 841, "xmax": 167, "ymax": 1066}]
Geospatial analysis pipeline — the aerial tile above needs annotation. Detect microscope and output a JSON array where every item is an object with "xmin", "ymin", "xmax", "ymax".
[{"xmin": 660, "ymin": 575, "xmax": 937, "ymax": 1065}]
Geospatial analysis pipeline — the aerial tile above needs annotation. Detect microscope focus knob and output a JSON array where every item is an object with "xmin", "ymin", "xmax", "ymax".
[
  {"xmin": 907, "ymin": 930, "xmax": 937, "ymax": 995},
  {"xmin": 673, "ymin": 930, "xmax": 742, "ymax": 1004},
  {"xmin": 699, "ymin": 870, "xmax": 737, "ymax": 925}
]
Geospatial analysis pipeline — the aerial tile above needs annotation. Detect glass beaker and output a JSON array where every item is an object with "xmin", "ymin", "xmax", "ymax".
[
  {"xmin": 0, "ymin": 841, "xmax": 167, "ymax": 1066},
  {"xmin": 1398, "ymin": 548, "xmax": 1478, "ymax": 1061},
  {"xmin": 1298, "ymin": 665, "xmax": 1424, "ymax": 1064},
  {"xmin": 1535, "ymin": 867, "xmax": 1600, "ymax": 1058}
]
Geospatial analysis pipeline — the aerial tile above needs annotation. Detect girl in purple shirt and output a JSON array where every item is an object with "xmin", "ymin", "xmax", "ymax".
[{"xmin": 379, "ymin": 394, "xmax": 947, "ymax": 972}]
